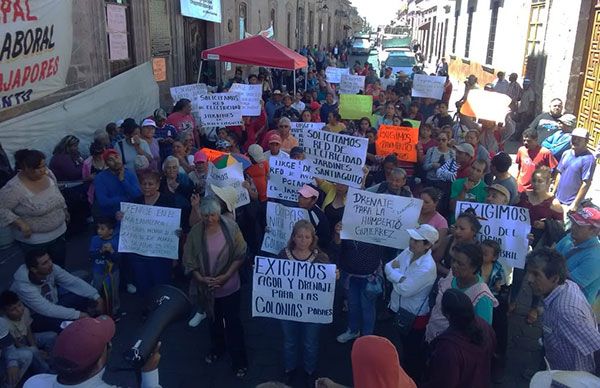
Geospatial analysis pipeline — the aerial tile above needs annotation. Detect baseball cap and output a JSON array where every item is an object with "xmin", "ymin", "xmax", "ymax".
[
  {"xmin": 216, "ymin": 139, "xmax": 232, "ymax": 149},
  {"xmin": 269, "ymin": 134, "xmax": 282, "ymax": 144},
  {"xmin": 52, "ymin": 316, "xmax": 115, "ymax": 372},
  {"xmin": 406, "ymin": 224, "xmax": 439, "ymax": 245},
  {"xmin": 141, "ymin": 118, "xmax": 157, "ymax": 128},
  {"xmin": 558, "ymin": 114, "xmax": 576, "ymax": 128},
  {"xmin": 247, "ymin": 144, "xmax": 266, "ymax": 162},
  {"xmin": 0, "ymin": 318, "xmax": 13, "ymax": 348},
  {"xmin": 102, "ymin": 149, "xmax": 120, "ymax": 161},
  {"xmin": 487, "ymin": 184, "xmax": 510, "ymax": 201},
  {"xmin": 193, "ymin": 150, "xmax": 208, "ymax": 163},
  {"xmin": 571, "ymin": 127, "xmax": 589, "ymax": 139},
  {"xmin": 298, "ymin": 184, "xmax": 319, "ymax": 199},
  {"xmin": 273, "ymin": 90, "xmax": 282, "ymax": 95},
  {"xmin": 569, "ymin": 207, "xmax": 600, "ymax": 228},
  {"xmin": 454, "ymin": 142, "xmax": 475, "ymax": 157}
]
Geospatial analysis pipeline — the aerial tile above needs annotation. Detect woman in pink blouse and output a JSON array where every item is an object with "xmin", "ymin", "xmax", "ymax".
[{"xmin": 418, "ymin": 187, "xmax": 449, "ymax": 249}]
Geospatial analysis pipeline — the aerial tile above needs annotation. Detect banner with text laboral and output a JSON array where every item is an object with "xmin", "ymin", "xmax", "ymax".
[
  {"xmin": 341, "ymin": 187, "xmax": 422, "ymax": 249},
  {"xmin": 1, "ymin": 0, "xmax": 73, "ymax": 110},
  {"xmin": 455, "ymin": 201, "xmax": 531, "ymax": 269},
  {"xmin": 302, "ymin": 128, "xmax": 368, "ymax": 187},
  {"xmin": 252, "ymin": 256, "xmax": 337, "ymax": 323}
]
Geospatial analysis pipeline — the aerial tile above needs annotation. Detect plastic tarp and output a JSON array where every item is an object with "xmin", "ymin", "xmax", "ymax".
[
  {"xmin": 201, "ymin": 35, "xmax": 308, "ymax": 70},
  {"xmin": 0, "ymin": 62, "xmax": 159, "ymax": 163}
]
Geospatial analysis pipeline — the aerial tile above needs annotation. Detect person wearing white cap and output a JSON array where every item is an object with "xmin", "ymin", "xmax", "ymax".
[
  {"xmin": 553, "ymin": 127, "xmax": 596, "ymax": 216},
  {"xmin": 384, "ymin": 224, "xmax": 439, "ymax": 379},
  {"xmin": 140, "ymin": 119, "xmax": 160, "ymax": 171}
]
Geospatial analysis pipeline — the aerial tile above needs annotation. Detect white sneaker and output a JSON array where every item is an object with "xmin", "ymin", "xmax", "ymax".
[
  {"xmin": 336, "ymin": 329, "xmax": 360, "ymax": 343},
  {"xmin": 127, "ymin": 284, "xmax": 137, "ymax": 294},
  {"xmin": 188, "ymin": 312, "xmax": 206, "ymax": 327}
]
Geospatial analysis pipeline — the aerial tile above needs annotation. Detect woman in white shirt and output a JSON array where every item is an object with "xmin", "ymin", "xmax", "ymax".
[{"xmin": 384, "ymin": 224, "xmax": 439, "ymax": 382}]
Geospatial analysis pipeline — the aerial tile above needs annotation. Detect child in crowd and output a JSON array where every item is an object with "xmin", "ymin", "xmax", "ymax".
[
  {"xmin": 89, "ymin": 217, "xmax": 121, "ymax": 316},
  {"xmin": 0, "ymin": 291, "xmax": 55, "ymax": 374}
]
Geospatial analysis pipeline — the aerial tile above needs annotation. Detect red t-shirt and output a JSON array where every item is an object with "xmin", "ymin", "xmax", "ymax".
[
  {"xmin": 515, "ymin": 146, "xmax": 557, "ymax": 192},
  {"xmin": 246, "ymin": 160, "xmax": 269, "ymax": 202}
]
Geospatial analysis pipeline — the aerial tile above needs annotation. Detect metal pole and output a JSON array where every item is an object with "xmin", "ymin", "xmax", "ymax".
[
  {"xmin": 293, "ymin": 70, "xmax": 297, "ymax": 95},
  {"xmin": 305, "ymin": 67, "xmax": 308, "ymax": 91},
  {"xmin": 196, "ymin": 60, "xmax": 204, "ymax": 84}
]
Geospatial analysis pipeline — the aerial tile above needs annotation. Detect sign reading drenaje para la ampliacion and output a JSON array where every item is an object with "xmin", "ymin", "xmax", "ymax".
[{"xmin": 252, "ymin": 256, "xmax": 337, "ymax": 324}]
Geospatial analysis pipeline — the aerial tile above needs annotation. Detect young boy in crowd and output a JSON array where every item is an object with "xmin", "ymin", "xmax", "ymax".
[
  {"xmin": 89, "ymin": 217, "xmax": 121, "ymax": 316},
  {"xmin": 0, "ymin": 291, "xmax": 55, "ymax": 375}
]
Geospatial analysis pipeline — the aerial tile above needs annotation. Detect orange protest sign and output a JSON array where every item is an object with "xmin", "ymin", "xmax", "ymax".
[
  {"xmin": 375, "ymin": 125, "xmax": 419, "ymax": 162},
  {"xmin": 152, "ymin": 57, "xmax": 167, "ymax": 81},
  {"xmin": 200, "ymin": 148, "xmax": 226, "ymax": 162}
]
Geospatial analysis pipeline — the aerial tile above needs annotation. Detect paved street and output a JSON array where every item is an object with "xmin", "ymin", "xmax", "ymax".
[{"xmin": 0, "ymin": 227, "xmax": 543, "ymax": 388}]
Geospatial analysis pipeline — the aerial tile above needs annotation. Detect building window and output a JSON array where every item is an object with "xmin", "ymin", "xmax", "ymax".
[
  {"xmin": 486, "ymin": 2, "xmax": 500, "ymax": 64},
  {"xmin": 464, "ymin": 7, "xmax": 474, "ymax": 57},
  {"xmin": 105, "ymin": 0, "xmax": 134, "ymax": 77},
  {"xmin": 271, "ymin": 8, "xmax": 276, "ymax": 30},
  {"xmin": 287, "ymin": 12, "xmax": 292, "ymax": 47},
  {"xmin": 239, "ymin": 3, "xmax": 247, "ymax": 39},
  {"xmin": 297, "ymin": 7, "xmax": 304, "ymax": 47},
  {"xmin": 308, "ymin": 10, "xmax": 314, "ymax": 46},
  {"xmin": 523, "ymin": 0, "xmax": 547, "ymax": 72}
]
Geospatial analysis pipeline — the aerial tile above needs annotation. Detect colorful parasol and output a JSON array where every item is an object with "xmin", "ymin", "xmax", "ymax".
[{"xmin": 212, "ymin": 153, "xmax": 252, "ymax": 170}]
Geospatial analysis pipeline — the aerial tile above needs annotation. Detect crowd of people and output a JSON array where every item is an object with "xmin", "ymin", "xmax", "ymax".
[{"xmin": 0, "ymin": 48, "xmax": 599, "ymax": 388}]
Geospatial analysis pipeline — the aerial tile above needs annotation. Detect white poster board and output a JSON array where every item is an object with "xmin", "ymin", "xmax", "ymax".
[
  {"xmin": 341, "ymin": 188, "xmax": 423, "ymax": 249},
  {"xmin": 229, "ymin": 83, "xmax": 262, "ymax": 116},
  {"xmin": 170, "ymin": 83, "xmax": 209, "ymax": 103},
  {"xmin": 339, "ymin": 74, "xmax": 366, "ymax": 94},
  {"xmin": 325, "ymin": 67, "xmax": 350, "ymax": 83},
  {"xmin": 252, "ymin": 256, "xmax": 336, "ymax": 323},
  {"xmin": 267, "ymin": 157, "xmax": 314, "ymax": 202},
  {"xmin": 411, "ymin": 74, "xmax": 446, "ymax": 100},
  {"xmin": 205, "ymin": 162, "xmax": 250, "ymax": 208},
  {"xmin": 290, "ymin": 122, "xmax": 326, "ymax": 147},
  {"xmin": 261, "ymin": 202, "xmax": 310, "ymax": 254},
  {"xmin": 302, "ymin": 128, "xmax": 368, "ymax": 187},
  {"xmin": 118, "ymin": 202, "xmax": 181, "ymax": 260},
  {"xmin": 1, "ymin": 0, "xmax": 73, "ymax": 111},
  {"xmin": 455, "ymin": 202, "xmax": 531, "ymax": 269},
  {"xmin": 196, "ymin": 93, "xmax": 243, "ymax": 126}
]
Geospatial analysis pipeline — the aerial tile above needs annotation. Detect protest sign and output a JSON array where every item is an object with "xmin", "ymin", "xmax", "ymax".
[
  {"xmin": 1, "ymin": 0, "xmax": 73, "ymax": 110},
  {"xmin": 339, "ymin": 74, "xmax": 366, "ymax": 94},
  {"xmin": 267, "ymin": 158, "xmax": 314, "ymax": 202},
  {"xmin": 375, "ymin": 125, "xmax": 419, "ymax": 162},
  {"xmin": 455, "ymin": 202, "xmax": 531, "ymax": 269},
  {"xmin": 205, "ymin": 162, "xmax": 250, "ymax": 207},
  {"xmin": 325, "ymin": 67, "xmax": 350, "ymax": 83},
  {"xmin": 196, "ymin": 93, "xmax": 243, "ymax": 126},
  {"xmin": 460, "ymin": 89, "xmax": 512, "ymax": 123},
  {"xmin": 170, "ymin": 83, "xmax": 209, "ymax": 103},
  {"xmin": 302, "ymin": 128, "xmax": 368, "ymax": 187},
  {"xmin": 405, "ymin": 119, "xmax": 421, "ymax": 129},
  {"xmin": 339, "ymin": 95, "xmax": 373, "ymax": 120},
  {"xmin": 261, "ymin": 202, "xmax": 310, "ymax": 254},
  {"xmin": 118, "ymin": 203, "xmax": 181, "ymax": 259},
  {"xmin": 341, "ymin": 188, "xmax": 423, "ymax": 249},
  {"xmin": 252, "ymin": 256, "xmax": 337, "ymax": 323},
  {"xmin": 290, "ymin": 122, "xmax": 326, "ymax": 146},
  {"xmin": 229, "ymin": 83, "xmax": 262, "ymax": 116},
  {"xmin": 411, "ymin": 74, "xmax": 447, "ymax": 100}
]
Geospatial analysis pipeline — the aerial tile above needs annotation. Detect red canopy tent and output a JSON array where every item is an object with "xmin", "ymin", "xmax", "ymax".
[{"xmin": 201, "ymin": 35, "xmax": 308, "ymax": 70}]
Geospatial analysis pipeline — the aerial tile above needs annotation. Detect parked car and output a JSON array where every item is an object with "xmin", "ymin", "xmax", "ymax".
[
  {"xmin": 381, "ymin": 52, "xmax": 417, "ymax": 76},
  {"xmin": 351, "ymin": 38, "xmax": 371, "ymax": 55}
]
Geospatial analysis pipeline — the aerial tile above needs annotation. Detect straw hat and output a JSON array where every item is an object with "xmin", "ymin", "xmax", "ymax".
[{"xmin": 211, "ymin": 184, "xmax": 238, "ymax": 213}]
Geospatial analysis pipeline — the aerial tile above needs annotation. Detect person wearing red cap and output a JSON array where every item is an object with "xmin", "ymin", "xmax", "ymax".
[
  {"xmin": 555, "ymin": 207, "xmax": 600, "ymax": 305},
  {"xmin": 263, "ymin": 134, "xmax": 289, "ymax": 159},
  {"xmin": 23, "ymin": 316, "xmax": 161, "ymax": 387},
  {"xmin": 93, "ymin": 150, "xmax": 141, "ymax": 218}
]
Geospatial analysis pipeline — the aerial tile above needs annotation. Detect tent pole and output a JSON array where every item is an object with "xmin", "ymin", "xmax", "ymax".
[
  {"xmin": 305, "ymin": 67, "xmax": 308, "ymax": 91},
  {"xmin": 196, "ymin": 60, "xmax": 204, "ymax": 84},
  {"xmin": 293, "ymin": 70, "xmax": 296, "ymax": 96}
]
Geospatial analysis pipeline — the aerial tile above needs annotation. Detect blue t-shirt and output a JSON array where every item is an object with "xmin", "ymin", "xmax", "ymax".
[
  {"xmin": 556, "ymin": 234, "xmax": 600, "ymax": 305},
  {"xmin": 89, "ymin": 234, "xmax": 121, "ymax": 274},
  {"xmin": 555, "ymin": 149, "xmax": 596, "ymax": 205},
  {"xmin": 541, "ymin": 131, "xmax": 572, "ymax": 161}
]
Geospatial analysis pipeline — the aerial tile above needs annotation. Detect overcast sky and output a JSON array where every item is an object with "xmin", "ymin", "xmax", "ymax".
[{"xmin": 349, "ymin": 0, "xmax": 395, "ymax": 28}]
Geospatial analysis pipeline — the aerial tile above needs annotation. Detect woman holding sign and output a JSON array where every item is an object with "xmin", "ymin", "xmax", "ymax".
[{"xmin": 278, "ymin": 220, "xmax": 330, "ymax": 384}]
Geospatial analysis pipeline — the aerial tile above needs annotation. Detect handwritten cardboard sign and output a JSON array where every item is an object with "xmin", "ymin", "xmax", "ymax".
[
  {"xmin": 205, "ymin": 161, "xmax": 250, "ymax": 208},
  {"xmin": 196, "ymin": 93, "xmax": 243, "ymax": 127},
  {"xmin": 118, "ymin": 203, "xmax": 181, "ymax": 259},
  {"xmin": 339, "ymin": 74, "xmax": 366, "ymax": 94},
  {"xmin": 411, "ymin": 74, "xmax": 446, "ymax": 100},
  {"xmin": 290, "ymin": 122, "xmax": 326, "ymax": 147},
  {"xmin": 325, "ymin": 67, "xmax": 350, "ymax": 83},
  {"xmin": 170, "ymin": 83, "xmax": 209, "ymax": 103},
  {"xmin": 252, "ymin": 256, "xmax": 337, "ymax": 323},
  {"xmin": 261, "ymin": 202, "xmax": 310, "ymax": 254},
  {"xmin": 267, "ymin": 158, "xmax": 314, "ymax": 202},
  {"xmin": 229, "ymin": 83, "xmax": 262, "ymax": 116},
  {"xmin": 339, "ymin": 94, "xmax": 373, "ymax": 120},
  {"xmin": 302, "ymin": 128, "xmax": 368, "ymax": 187},
  {"xmin": 375, "ymin": 125, "xmax": 419, "ymax": 162},
  {"xmin": 455, "ymin": 202, "xmax": 531, "ymax": 269},
  {"xmin": 341, "ymin": 188, "xmax": 423, "ymax": 249}
]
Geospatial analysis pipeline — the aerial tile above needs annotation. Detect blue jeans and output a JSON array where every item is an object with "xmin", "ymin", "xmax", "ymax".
[
  {"xmin": 280, "ymin": 320, "xmax": 321, "ymax": 374},
  {"xmin": 344, "ymin": 273, "xmax": 377, "ymax": 335}
]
